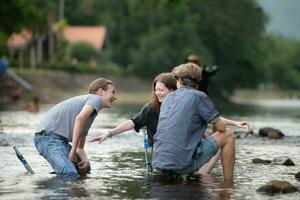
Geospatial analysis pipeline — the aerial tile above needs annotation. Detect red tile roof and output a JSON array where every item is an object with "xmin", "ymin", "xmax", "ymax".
[
  {"xmin": 7, "ymin": 30, "xmax": 33, "ymax": 49},
  {"xmin": 63, "ymin": 26, "xmax": 107, "ymax": 49}
]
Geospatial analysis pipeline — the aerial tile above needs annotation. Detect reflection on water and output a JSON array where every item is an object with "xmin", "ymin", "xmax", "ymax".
[{"xmin": 0, "ymin": 100, "xmax": 300, "ymax": 200}]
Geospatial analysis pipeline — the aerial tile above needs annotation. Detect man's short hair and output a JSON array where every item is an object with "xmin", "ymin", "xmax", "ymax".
[
  {"xmin": 88, "ymin": 78, "xmax": 114, "ymax": 94},
  {"xmin": 172, "ymin": 63, "xmax": 202, "ymax": 89}
]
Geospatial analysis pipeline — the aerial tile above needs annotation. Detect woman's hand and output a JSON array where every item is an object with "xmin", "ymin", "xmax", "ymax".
[{"xmin": 88, "ymin": 133, "xmax": 110, "ymax": 143}]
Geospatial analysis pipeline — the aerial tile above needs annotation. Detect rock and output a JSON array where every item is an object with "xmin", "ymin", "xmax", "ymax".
[
  {"xmin": 258, "ymin": 127, "xmax": 285, "ymax": 139},
  {"xmin": 268, "ymin": 131, "xmax": 284, "ymax": 139},
  {"xmin": 252, "ymin": 158, "xmax": 271, "ymax": 164},
  {"xmin": 295, "ymin": 172, "xmax": 300, "ymax": 181},
  {"xmin": 272, "ymin": 156, "xmax": 295, "ymax": 166},
  {"xmin": 257, "ymin": 180, "xmax": 298, "ymax": 194},
  {"xmin": 0, "ymin": 139, "xmax": 9, "ymax": 146}
]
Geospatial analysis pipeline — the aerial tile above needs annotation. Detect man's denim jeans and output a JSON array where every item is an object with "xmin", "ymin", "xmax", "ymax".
[{"xmin": 34, "ymin": 131, "xmax": 79, "ymax": 179}]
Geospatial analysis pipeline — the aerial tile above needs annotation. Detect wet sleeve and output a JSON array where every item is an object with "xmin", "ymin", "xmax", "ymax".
[
  {"xmin": 131, "ymin": 105, "xmax": 150, "ymax": 132},
  {"xmin": 86, "ymin": 95, "xmax": 102, "ymax": 113},
  {"xmin": 196, "ymin": 93, "xmax": 219, "ymax": 124}
]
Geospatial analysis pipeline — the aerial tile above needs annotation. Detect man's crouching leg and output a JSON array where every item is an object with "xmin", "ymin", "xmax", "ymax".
[
  {"xmin": 44, "ymin": 142, "xmax": 80, "ymax": 180},
  {"xmin": 211, "ymin": 129, "xmax": 235, "ymax": 185}
]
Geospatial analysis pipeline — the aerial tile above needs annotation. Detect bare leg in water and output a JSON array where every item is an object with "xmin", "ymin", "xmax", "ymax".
[
  {"xmin": 211, "ymin": 129, "xmax": 235, "ymax": 186},
  {"xmin": 198, "ymin": 149, "xmax": 221, "ymax": 174}
]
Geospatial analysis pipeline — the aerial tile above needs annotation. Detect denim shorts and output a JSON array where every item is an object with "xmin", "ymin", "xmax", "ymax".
[
  {"xmin": 173, "ymin": 136, "xmax": 219, "ymax": 175},
  {"xmin": 34, "ymin": 131, "xmax": 79, "ymax": 179}
]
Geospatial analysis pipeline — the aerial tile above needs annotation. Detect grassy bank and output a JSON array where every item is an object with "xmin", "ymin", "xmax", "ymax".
[{"xmin": 2, "ymin": 69, "xmax": 152, "ymax": 106}]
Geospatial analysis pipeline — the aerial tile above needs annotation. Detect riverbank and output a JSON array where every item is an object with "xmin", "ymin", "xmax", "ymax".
[
  {"xmin": 1, "ymin": 69, "xmax": 152, "ymax": 106},
  {"xmin": 2, "ymin": 69, "xmax": 299, "ymax": 109}
]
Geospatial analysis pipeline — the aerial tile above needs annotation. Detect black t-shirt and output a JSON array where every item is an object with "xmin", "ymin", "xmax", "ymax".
[{"xmin": 131, "ymin": 103, "xmax": 159, "ymax": 146}]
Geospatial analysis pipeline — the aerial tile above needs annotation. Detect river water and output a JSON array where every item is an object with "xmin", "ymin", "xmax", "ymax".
[{"xmin": 0, "ymin": 100, "xmax": 300, "ymax": 200}]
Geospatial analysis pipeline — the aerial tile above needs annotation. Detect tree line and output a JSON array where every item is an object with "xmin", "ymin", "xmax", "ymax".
[{"xmin": 1, "ymin": 0, "xmax": 300, "ymax": 94}]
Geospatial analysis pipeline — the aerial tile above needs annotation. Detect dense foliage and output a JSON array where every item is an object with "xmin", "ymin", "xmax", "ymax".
[{"xmin": 1, "ymin": 0, "xmax": 300, "ymax": 92}]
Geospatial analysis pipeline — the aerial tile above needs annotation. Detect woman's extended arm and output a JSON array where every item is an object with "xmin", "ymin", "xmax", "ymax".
[{"xmin": 89, "ymin": 120, "xmax": 135, "ymax": 143}]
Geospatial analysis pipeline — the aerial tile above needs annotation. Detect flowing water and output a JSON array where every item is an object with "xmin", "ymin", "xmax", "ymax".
[{"xmin": 0, "ymin": 100, "xmax": 300, "ymax": 200}]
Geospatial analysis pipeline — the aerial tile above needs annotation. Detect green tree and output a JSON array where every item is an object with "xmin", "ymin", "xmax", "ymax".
[
  {"xmin": 261, "ymin": 35, "xmax": 300, "ymax": 90},
  {"xmin": 70, "ymin": 42, "xmax": 98, "ymax": 62},
  {"xmin": 63, "ymin": 0, "xmax": 268, "ymax": 93}
]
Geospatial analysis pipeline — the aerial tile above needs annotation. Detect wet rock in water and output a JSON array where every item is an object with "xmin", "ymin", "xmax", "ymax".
[
  {"xmin": 271, "ymin": 156, "xmax": 295, "ymax": 166},
  {"xmin": 295, "ymin": 172, "xmax": 300, "ymax": 181},
  {"xmin": 252, "ymin": 158, "xmax": 271, "ymax": 164},
  {"xmin": 257, "ymin": 180, "xmax": 298, "ymax": 194},
  {"xmin": 234, "ymin": 130, "xmax": 253, "ymax": 139},
  {"xmin": 258, "ymin": 127, "xmax": 285, "ymax": 139},
  {"xmin": 0, "ymin": 139, "xmax": 9, "ymax": 146}
]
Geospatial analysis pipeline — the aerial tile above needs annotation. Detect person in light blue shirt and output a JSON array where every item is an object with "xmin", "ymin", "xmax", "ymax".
[
  {"xmin": 152, "ymin": 63, "xmax": 237, "ymax": 186},
  {"xmin": 34, "ymin": 78, "xmax": 116, "ymax": 179}
]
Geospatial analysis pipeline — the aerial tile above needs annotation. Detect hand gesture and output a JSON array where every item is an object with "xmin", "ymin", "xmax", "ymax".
[{"xmin": 88, "ymin": 133, "xmax": 110, "ymax": 144}]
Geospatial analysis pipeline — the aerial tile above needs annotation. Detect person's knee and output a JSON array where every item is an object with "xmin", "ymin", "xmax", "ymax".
[
  {"xmin": 224, "ymin": 129, "xmax": 235, "ymax": 144},
  {"xmin": 226, "ymin": 128, "xmax": 235, "ymax": 140}
]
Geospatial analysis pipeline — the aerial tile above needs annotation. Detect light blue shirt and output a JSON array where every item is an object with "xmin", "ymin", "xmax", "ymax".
[
  {"xmin": 152, "ymin": 87, "xmax": 219, "ymax": 170},
  {"xmin": 36, "ymin": 94, "xmax": 102, "ymax": 142}
]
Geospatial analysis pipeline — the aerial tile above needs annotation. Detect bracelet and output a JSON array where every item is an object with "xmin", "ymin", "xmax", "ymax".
[{"xmin": 108, "ymin": 130, "xmax": 113, "ymax": 138}]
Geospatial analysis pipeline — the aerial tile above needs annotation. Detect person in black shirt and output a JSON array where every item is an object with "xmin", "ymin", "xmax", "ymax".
[{"xmin": 89, "ymin": 72, "xmax": 177, "ymax": 146}]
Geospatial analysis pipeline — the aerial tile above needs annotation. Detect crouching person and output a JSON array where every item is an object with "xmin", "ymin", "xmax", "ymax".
[
  {"xmin": 152, "ymin": 63, "xmax": 236, "ymax": 186},
  {"xmin": 34, "ymin": 78, "xmax": 116, "ymax": 179}
]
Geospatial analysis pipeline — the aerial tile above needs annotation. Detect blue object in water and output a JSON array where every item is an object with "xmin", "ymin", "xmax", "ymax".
[
  {"xmin": 0, "ymin": 59, "xmax": 9, "ymax": 76},
  {"xmin": 144, "ymin": 137, "xmax": 151, "ymax": 149},
  {"xmin": 143, "ymin": 133, "xmax": 153, "ymax": 173},
  {"xmin": 13, "ymin": 146, "xmax": 34, "ymax": 174}
]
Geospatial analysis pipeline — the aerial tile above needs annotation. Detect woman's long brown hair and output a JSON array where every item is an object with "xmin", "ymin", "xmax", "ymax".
[{"xmin": 151, "ymin": 72, "xmax": 177, "ymax": 112}]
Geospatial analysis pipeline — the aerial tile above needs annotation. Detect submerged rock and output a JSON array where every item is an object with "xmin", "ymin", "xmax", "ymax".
[
  {"xmin": 257, "ymin": 180, "xmax": 298, "ymax": 194},
  {"xmin": 295, "ymin": 172, "xmax": 300, "ymax": 181},
  {"xmin": 252, "ymin": 158, "xmax": 271, "ymax": 164},
  {"xmin": 271, "ymin": 156, "xmax": 295, "ymax": 166},
  {"xmin": 258, "ymin": 127, "xmax": 285, "ymax": 139},
  {"xmin": 0, "ymin": 139, "xmax": 9, "ymax": 146}
]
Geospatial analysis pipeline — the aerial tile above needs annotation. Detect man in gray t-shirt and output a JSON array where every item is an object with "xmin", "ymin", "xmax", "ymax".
[
  {"xmin": 34, "ymin": 78, "xmax": 116, "ymax": 179},
  {"xmin": 152, "ymin": 63, "xmax": 236, "ymax": 186}
]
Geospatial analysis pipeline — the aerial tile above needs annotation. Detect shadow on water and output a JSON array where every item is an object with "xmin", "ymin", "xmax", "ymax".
[
  {"xmin": 144, "ymin": 174, "xmax": 232, "ymax": 200},
  {"xmin": 85, "ymin": 151, "xmax": 232, "ymax": 200},
  {"xmin": 34, "ymin": 177, "xmax": 89, "ymax": 200}
]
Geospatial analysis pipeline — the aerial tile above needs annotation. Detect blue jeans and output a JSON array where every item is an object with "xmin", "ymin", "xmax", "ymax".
[{"xmin": 34, "ymin": 131, "xmax": 79, "ymax": 179}]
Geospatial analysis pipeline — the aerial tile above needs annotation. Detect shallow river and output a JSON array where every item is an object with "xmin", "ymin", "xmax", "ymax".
[{"xmin": 0, "ymin": 100, "xmax": 300, "ymax": 200}]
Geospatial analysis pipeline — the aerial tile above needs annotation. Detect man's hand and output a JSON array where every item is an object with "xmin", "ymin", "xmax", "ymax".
[
  {"xmin": 77, "ymin": 160, "xmax": 90, "ymax": 174},
  {"xmin": 68, "ymin": 148, "xmax": 76, "ymax": 161},
  {"xmin": 235, "ymin": 121, "xmax": 250, "ymax": 129},
  {"xmin": 88, "ymin": 133, "xmax": 110, "ymax": 143}
]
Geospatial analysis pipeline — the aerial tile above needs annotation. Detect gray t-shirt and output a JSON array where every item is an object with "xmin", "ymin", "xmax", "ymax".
[
  {"xmin": 36, "ymin": 94, "xmax": 102, "ymax": 141},
  {"xmin": 152, "ymin": 87, "xmax": 219, "ymax": 171}
]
